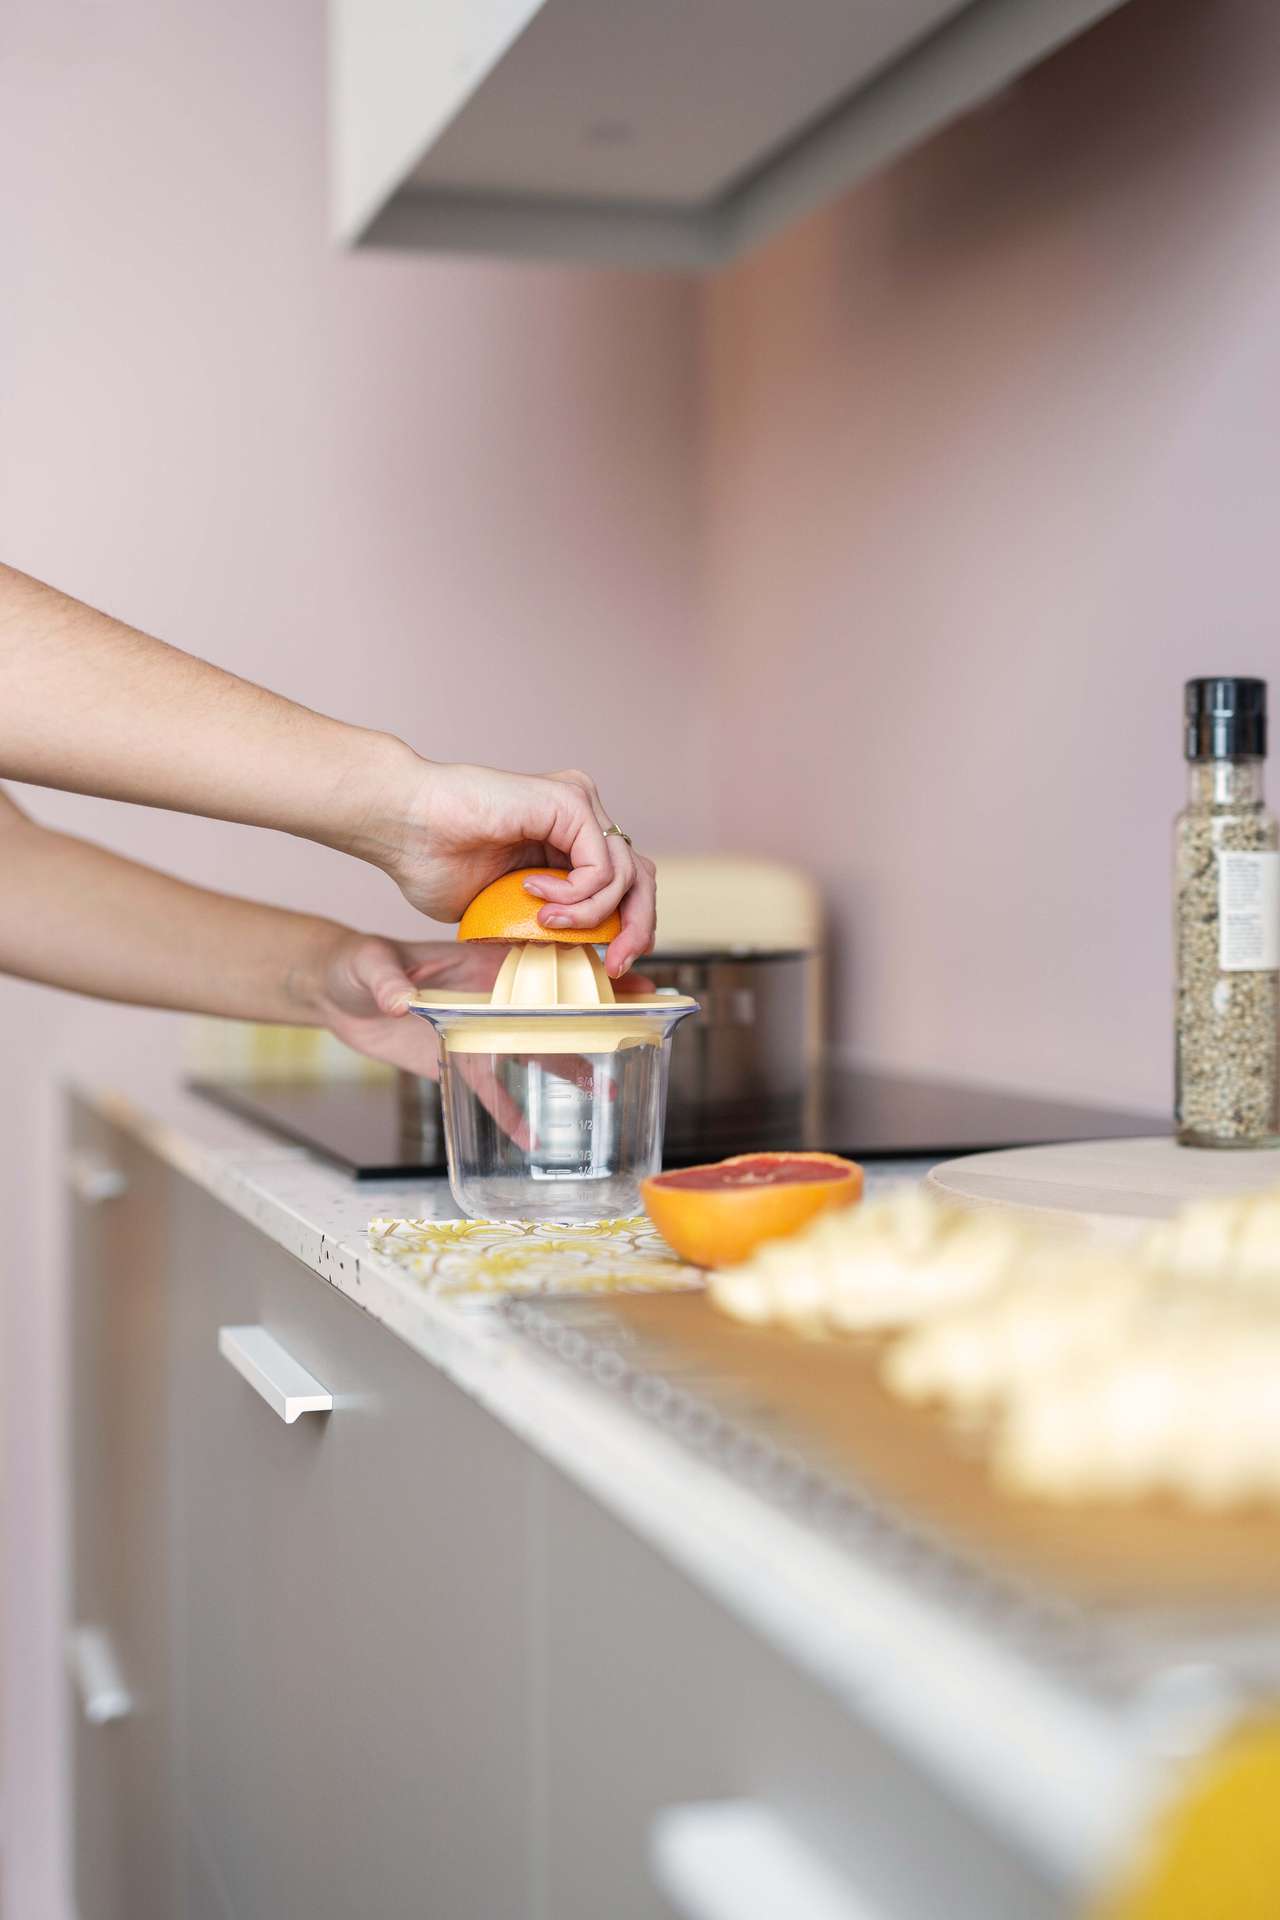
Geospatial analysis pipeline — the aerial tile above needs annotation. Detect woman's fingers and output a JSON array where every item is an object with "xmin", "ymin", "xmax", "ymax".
[
  {"xmin": 401, "ymin": 941, "xmax": 506, "ymax": 993},
  {"xmin": 348, "ymin": 937, "xmax": 418, "ymax": 1016},
  {"xmin": 351, "ymin": 936, "xmax": 501, "ymax": 1015},
  {"xmin": 606, "ymin": 853, "xmax": 657, "ymax": 977},
  {"xmin": 538, "ymin": 840, "xmax": 636, "ymax": 934},
  {"xmin": 454, "ymin": 1054, "xmax": 532, "ymax": 1151},
  {"xmin": 365, "ymin": 1018, "xmax": 442, "ymax": 1078},
  {"xmin": 524, "ymin": 769, "xmax": 648, "ymax": 936},
  {"xmin": 521, "ymin": 772, "xmax": 613, "ymax": 912}
]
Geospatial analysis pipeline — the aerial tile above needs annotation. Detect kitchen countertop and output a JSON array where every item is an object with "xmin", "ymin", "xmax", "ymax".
[{"xmin": 77, "ymin": 1077, "xmax": 1180, "ymax": 1899}]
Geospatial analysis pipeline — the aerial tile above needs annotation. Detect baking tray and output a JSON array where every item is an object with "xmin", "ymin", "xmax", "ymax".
[{"xmin": 507, "ymin": 1291, "xmax": 1280, "ymax": 1703}]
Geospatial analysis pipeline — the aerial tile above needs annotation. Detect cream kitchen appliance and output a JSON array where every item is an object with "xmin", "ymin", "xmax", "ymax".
[{"xmin": 641, "ymin": 856, "xmax": 823, "ymax": 1159}]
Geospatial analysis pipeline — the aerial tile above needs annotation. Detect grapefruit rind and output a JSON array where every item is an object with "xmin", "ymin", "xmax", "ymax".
[
  {"xmin": 458, "ymin": 867, "xmax": 623, "ymax": 948},
  {"xmin": 642, "ymin": 1151, "xmax": 863, "ymax": 1270}
]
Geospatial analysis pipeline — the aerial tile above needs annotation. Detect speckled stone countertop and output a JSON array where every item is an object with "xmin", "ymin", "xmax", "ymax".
[{"xmin": 75, "ymin": 1077, "xmax": 1165, "ymax": 1892}]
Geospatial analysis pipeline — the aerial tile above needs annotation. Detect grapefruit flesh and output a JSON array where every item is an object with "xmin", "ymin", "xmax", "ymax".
[
  {"xmin": 655, "ymin": 1157, "xmax": 852, "ymax": 1192},
  {"xmin": 643, "ymin": 1151, "xmax": 863, "ymax": 1269}
]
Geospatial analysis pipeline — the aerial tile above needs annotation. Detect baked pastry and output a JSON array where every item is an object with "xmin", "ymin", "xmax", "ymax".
[
  {"xmin": 883, "ymin": 1251, "xmax": 1151, "ymax": 1414},
  {"xmin": 993, "ymin": 1302, "xmax": 1280, "ymax": 1508},
  {"xmin": 711, "ymin": 1188, "xmax": 1041, "ymax": 1334},
  {"xmin": 1139, "ymin": 1190, "xmax": 1280, "ymax": 1292}
]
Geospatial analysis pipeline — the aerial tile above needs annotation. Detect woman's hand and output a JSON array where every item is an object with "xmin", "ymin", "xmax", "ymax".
[
  {"xmin": 312, "ymin": 926, "xmax": 654, "ymax": 1092},
  {"xmin": 353, "ymin": 753, "xmax": 657, "ymax": 980},
  {"xmin": 312, "ymin": 934, "xmax": 505, "ymax": 1076}
]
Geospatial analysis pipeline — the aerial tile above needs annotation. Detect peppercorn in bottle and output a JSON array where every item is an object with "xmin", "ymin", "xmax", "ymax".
[{"xmin": 1175, "ymin": 677, "xmax": 1280, "ymax": 1147}]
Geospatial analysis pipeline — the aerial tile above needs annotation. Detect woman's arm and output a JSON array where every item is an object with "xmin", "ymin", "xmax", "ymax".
[
  {"xmin": 0, "ymin": 562, "xmax": 385, "ymax": 849},
  {"xmin": 0, "ymin": 564, "xmax": 655, "ymax": 974},
  {"xmin": 0, "ymin": 789, "xmax": 499, "ymax": 1073}
]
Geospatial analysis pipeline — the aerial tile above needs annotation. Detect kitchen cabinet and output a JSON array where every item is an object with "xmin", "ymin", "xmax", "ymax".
[
  {"xmin": 67, "ymin": 1105, "xmax": 179, "ymax": 1920},
  {"xmin": 171, "ymin": 1171, "xmax": 536, "ymax": 1919},
  {"xmin": 171, "ymin": 1179, "xmax": 346, "ymax": 1918},
  {"xmin": 331, "ymin": 0, "xmax": 1132, "ymax": 268},
  {"xmin": 66, "ymin": 1093, "xmax": 1106, "ymax": 1918},
  {"xmin": 69, "ymin": 1104, "xmax": 535, "ymax": 1920},
  {"xmin": 538, "ymin": 1471, "xmax": 1062, "ymax": 1920}
]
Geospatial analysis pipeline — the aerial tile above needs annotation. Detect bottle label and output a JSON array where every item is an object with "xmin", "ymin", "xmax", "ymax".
[{"xmin": 1218, "ymin": 851, "xmax": 1280, "ymax": 971}]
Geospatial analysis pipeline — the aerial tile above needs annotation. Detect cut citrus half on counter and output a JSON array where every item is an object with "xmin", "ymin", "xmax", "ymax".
[
  {"xmin": 457, "ymin": 867, "xmax": 622, "ymax": 947},
  {"xmin": 642, "ymin": 1152, "xmax": 863, "ymax": 1269}
]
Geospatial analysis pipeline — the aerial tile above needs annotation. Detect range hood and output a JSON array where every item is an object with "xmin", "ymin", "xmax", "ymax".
[{"xmin": 331, "ymin": 0, "xmax": 1131, "ymax": 268}]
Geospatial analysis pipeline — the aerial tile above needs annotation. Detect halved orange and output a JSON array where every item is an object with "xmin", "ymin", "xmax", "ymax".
[
  {"xmin": 643, "ymin": 1151, "xmax": 863, "ymax": 1269},
  {"xmin": 457, "ymin": 867, "xmax": 622, "ymax": 947}
]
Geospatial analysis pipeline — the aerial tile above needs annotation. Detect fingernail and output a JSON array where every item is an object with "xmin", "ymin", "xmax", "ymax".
[
  {"xmin": 543, "ymin": 914, "xmax": 570, "ymax": 928},
  {"xmin": 524, "ymin": 881, "xmax": 547, "ymax": 897}
]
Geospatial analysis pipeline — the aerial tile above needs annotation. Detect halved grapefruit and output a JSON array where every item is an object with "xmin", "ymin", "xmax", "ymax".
[
  {"xmin": 457, "ymin": 867, "xmax": 622, "ymax": 947},
  {"xmin": 643, "ymin": 1152, "xmax": 863, "ymax": 1269}
]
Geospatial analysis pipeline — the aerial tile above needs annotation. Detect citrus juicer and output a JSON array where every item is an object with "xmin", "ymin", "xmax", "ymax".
[{"xmin": 408, "ymin": 940, "xmax": 698, "ymax": 1224}]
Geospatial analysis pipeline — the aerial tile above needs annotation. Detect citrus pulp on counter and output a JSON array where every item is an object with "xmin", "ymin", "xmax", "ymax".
[
  {"xmin": 457, "ymin": 867, "xmax": 622, "ymax": 947},
  {"xmin": 643, "ymin": 1152, "xmax": 863, "ymax": 1269}
]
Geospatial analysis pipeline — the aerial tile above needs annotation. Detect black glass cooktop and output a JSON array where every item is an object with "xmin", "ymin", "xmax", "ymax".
[{"xmin": 189, "ymin": 1068, "xmax": 1163, "ymax": 1183}]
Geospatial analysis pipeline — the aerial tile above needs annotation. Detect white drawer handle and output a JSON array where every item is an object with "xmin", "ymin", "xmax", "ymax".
[
  {"xmin": 67, "ymin": 1150, "xmax": 128, "ymax": 1204},
  {"xmin": 218, "ymin": 1325, "xmax": 333, "ymax": 1424},
  {"xmin": 651, "ymin": 1801, "xmax": 887, "ymax": 1920},
  {"xmin": 68, "ymin": 1626, "xmax": 133, "ymax": 1725}
]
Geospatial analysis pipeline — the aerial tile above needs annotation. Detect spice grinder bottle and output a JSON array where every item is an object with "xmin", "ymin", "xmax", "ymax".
[{"xmin": 1175, "ymin": 677, "xmax": 1279, "ymax": 1147}]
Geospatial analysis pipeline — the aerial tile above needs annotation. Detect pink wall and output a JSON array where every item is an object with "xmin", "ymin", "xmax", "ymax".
[
  {"xmin": 0, "ymin": 0, "xmax": 700, "ymax": 1907},
  {"xmin": 701, "ymin": 0, "xmax": 1280, "ymax": 1113}
]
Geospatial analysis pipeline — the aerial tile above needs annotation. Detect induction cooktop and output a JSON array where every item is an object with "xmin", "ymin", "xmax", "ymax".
[{"xmin": 189, "ymin": 1066, "xmax": 1163, "ymax": 1183}]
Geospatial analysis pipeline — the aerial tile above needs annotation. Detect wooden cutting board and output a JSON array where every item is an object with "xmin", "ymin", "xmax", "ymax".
[{"xmin": 927, "ymin": 1135, "xmax": 1280, "ymax": 1236}]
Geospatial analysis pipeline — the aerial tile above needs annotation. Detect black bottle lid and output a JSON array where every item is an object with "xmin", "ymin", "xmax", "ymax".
[{"xmin": 1185, "ymin": 677, "xmax": 1268, "ymax": 761}]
